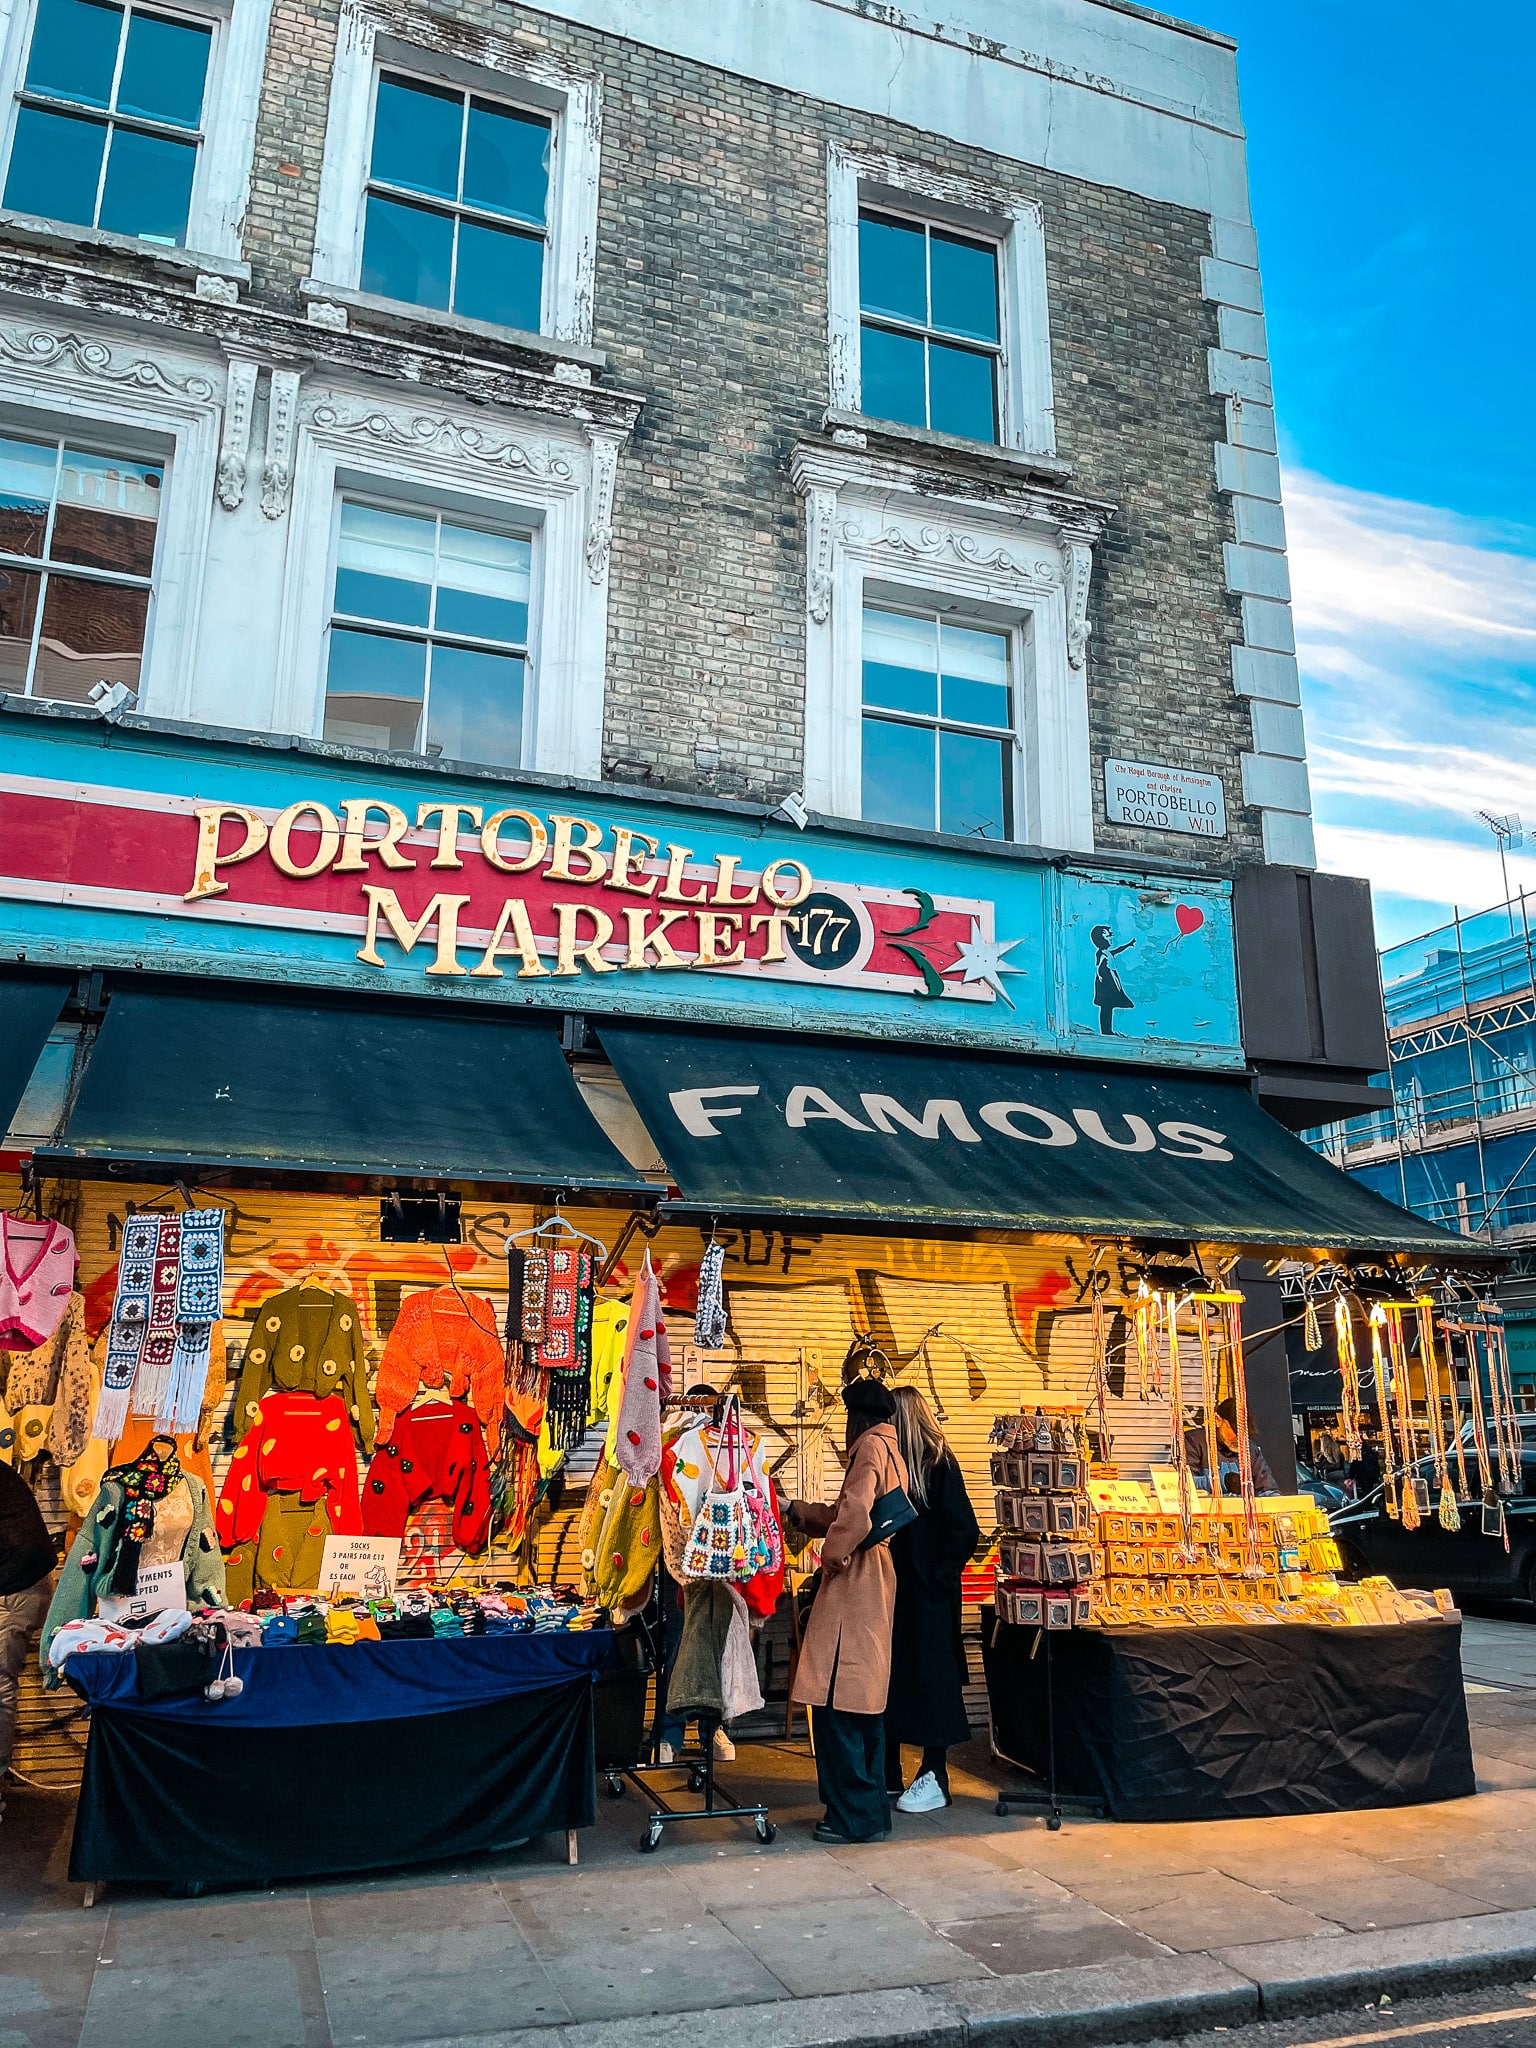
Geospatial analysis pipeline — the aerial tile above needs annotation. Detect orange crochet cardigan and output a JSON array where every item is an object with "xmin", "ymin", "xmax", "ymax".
[{"xmin": 373, "ymin": 1286, "xmax": 505, "ymax": 1450}]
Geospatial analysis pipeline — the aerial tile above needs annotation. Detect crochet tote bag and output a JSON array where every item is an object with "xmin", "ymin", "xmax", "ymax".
[{"xmin": 679, "ymin": 1398, "xmax": 755, "ymax": 1582}]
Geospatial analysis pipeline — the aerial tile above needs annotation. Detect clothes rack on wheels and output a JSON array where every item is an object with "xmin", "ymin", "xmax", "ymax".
[{"xmin": 600, "ymin": 1581, "xmax": 776, "ymax": 1852}]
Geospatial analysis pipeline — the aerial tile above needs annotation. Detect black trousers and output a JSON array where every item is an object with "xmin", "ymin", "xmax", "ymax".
[{"xmin": 811, "ymin": 1704, "xmax": 891, "ymax": 1840}]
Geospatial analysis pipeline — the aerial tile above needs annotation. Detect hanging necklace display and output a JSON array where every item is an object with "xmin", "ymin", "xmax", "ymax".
[
  {"xmin": 1367, "ymin": 1305, "xmax": 1401, "ymax": 1520},
  {"xmin": 1197, "ymin": 1290, "xmax": 1258, "ymax": 1570},
  {"xmin": 1414, "ymin": 1297, "xmax": 1459, "ymax": 1531},
  {"xmin": 1226, "ymin": 1315, "xmax": 1263, "ymax": 1573},
  {"xmin": 1133, "ymin": 1281, "xmax": 1153, "ymax": 1401},
  {"xmin": 1435, "ymin": 1306, "xmax": 1471, "ymax": 1500},
  {"xmin": 1486, "ymin": 1307, "xmax": 1521, "ymax": 1497},
  {"xmin": 1303, "ymin": 1288, "xmax": 1323, "ymax": 1357},
  {"xmin": 1163, "ymin": 1292, "xmax": 1197, "ymax": 1557},
  {"xmin": 1335, "ymin": 1299, "xmax": 1364, "ymax": 1462},
  {"xmin": 1451, "ymin": 1313, "xmax": 1503, "ymax": 1543},
  {"xmin": 1195, "ymin": 1302, "xmax": 1222, "ymax": 1509},
  {"xmin": 1382, "ymin": 1304, "xmax": 1425, "ymax": 1527}
]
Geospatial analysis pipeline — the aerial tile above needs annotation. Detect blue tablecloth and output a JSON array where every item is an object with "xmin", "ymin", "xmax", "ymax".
[{"xmin": 65, "ymin": 1629, "xmax": 615, "ymax": 1727}]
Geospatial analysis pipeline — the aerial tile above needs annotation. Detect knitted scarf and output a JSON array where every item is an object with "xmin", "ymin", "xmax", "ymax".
[
  {"xmin": 106, "ymin": 1441, "xmax": 183, "ymax": 1594},
  {"xmin": 694, "ymin": 1240, "xmax": 727, "ymax": 1350},
  {"xmin": 506, "ymin": 1245, "xmax": 595, "ymax": 1452}
]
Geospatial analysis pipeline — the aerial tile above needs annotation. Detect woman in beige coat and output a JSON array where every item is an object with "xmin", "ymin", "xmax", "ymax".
[{"xmin": 785, "ymin": 1377, "xmax": 909, "ymax": 1843}]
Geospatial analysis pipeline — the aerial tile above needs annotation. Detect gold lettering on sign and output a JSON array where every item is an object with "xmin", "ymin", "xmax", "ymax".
[
  {"xmin": 760, "ymin": 857, "xmax": 813, "ymax": 907},
  {"xmin": 622, "ymin": 906, "xmax": 689, "ymax": 970},
  {"xmin": 480, "ymin": 808, "xmax": 547, "ymax": 873},
  {"xmin": 658, "ymin": 844, "xmax": 709, "ymax": 904},
  {"xmin": 608, "ymin": 827, "xmax": 660, "ymax": 896},
  {"xmin": 469, "ymin": 897, "xmax": 548, "ymax": 979},
  {"xmin": 749, "ymin": 910, "xmax": 798, "ymax": 963},
  {"xmin": 694, "ymin": 911, "xmax": 745, "ymax": 967},
  {"xmin": 184, "ymin": 804, "xmax": 269, "ymax": 901},
  {"xmin": 416, "ymin": 801, "xmax": 484, "ymax": 870},
  {"xmin": 553, "ymin": 903, "xmax": 618, "ymax": 977},
  {"xmin": 547, "ymin": 815, "xmax": 608, "ymax": 884},
  {"xmin": 270, "ymin": 801, "xmax": 341, "ymax": 878},
  {"xmin": 710, "ymin": 854, "xmax": 759, "ymax": 908},
  {"xmin": 334, "ymin": 799, "xmax": 415, "ymax": 873},
  {"xmin": 356, "ymin": 886, "xmax": 471, "ymax": 976}
]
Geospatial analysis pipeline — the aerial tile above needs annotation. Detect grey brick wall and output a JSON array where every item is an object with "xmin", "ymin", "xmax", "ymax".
[{"xmin": 245, "ymin": 0, "xmax": 1258, "ymax": 865}]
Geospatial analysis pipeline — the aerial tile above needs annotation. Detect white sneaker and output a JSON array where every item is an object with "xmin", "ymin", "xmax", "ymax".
[
  {"xmin": 656, "ymin": 1742, "xmax": 676, "ymax": 1764},
  {"xmin": 712, "ymin": 1727, "xmax": 736, "ymax": 1762},
  {"xmin": 897, "ymin": 1771, "xmax": 950, "ymax": 1814}
]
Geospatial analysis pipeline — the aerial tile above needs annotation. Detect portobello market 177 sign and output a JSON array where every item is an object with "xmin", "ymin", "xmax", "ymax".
[{"xmin": 0, "ymin": 722, "xmax": 1243, "ymax": 1069}]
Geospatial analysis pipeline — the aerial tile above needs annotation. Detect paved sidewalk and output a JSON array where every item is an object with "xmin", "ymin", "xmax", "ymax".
[{"xmin": 6, "ymin": 1615, "xmax": 1536, "ymax": 2048}]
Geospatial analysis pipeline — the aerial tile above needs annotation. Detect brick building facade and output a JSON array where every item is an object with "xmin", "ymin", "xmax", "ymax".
[{"xmin": 0, "ymin": 0, "xmax": 1308, "ymax": 874}]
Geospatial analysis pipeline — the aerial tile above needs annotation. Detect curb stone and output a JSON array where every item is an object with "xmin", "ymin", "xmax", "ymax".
[
  {"xmin": 418, "ymin": 1908, "xmax": 1536, "ymax": 2048},
  {"xmin": 1217, "ymin": 1906, "xmax": 1536, "ymax": 2018}
]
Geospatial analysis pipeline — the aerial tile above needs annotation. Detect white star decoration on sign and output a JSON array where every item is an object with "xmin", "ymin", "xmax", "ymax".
[{"xmin": 948, "ymin": 924, "xmax": 1028, "ymax": 1007}]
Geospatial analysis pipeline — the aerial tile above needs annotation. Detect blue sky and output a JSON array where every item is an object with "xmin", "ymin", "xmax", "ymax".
[{"xmin": 1197, "ymin": 2, "xmax": 1536, "ymax": 948}]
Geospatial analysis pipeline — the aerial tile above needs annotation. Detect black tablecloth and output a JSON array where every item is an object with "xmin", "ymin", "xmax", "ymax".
[
  {"xmin": 65, "ymin": 1634, "xmax": 610, "ymax": 1884},
  {"xmin": 980, "ymin": 1613, "xmax": 1476, "ymax": 1821}
]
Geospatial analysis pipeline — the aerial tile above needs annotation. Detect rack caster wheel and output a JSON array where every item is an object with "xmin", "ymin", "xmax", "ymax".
[
  {"xmin": 1047, "ymin": 1813, "xmax": 1062, "ymax": 1832},
  {"xmin": 755, "ymin": 1816, "xmax": 777, "ymax": 1844},
  {"xmin": 994, "ymin": 1799, "xmax": 1008, "ymax": 1818},
  {"xmin": 688, "ymin": 1767, "xmax": 706, "ymax": 1793},
  {"xmin": 604, "ymin": 1774, "xmax": 624, "ymax": 1798},
  {"xmin": 640, "ymin": 1820, "xmax": 663, "ymax": 1852}
]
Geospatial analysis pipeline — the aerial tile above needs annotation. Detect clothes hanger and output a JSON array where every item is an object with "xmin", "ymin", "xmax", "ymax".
[{"xmin": 506, "ymin": 1196, "xmax": 609, "ymax": 1259}]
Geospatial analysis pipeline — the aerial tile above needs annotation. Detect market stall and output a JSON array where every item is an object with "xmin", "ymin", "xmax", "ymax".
[{"xmin": 64, "ymin": 1629, "xmax": 611, "ymax": 1886}]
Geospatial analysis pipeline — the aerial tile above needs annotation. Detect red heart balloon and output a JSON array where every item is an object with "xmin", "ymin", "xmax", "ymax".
[{"xmin": 1175, "ymin": 903, "xmax": 1204, "ymax": 936}]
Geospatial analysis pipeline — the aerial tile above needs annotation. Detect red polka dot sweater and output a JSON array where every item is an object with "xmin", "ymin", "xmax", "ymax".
[{"xmin": 360, "ymin": 1398, "xmax": 492, "ymax": 1555}]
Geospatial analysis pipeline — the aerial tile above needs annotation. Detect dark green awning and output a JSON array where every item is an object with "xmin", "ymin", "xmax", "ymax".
[
  {"xmin": 0, "ymin": 972, "xmax": 71, "ymax": 1137},
  {"xmin": 600, "ymin": 1022, "xmax": 1465, "ymax": 1257},
  {"xmin": 42, "ymin": 983, "xmax": 648, "ymax": 1193}
]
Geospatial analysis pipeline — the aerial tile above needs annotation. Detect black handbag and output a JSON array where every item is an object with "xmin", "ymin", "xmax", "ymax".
[{"xmin": 859, "ymin": 1484, "xmax": 918, "ymax": 1551}]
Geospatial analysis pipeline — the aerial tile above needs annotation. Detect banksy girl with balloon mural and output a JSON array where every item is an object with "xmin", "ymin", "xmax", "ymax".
[
  {"xmin": 1090, "ymin": 925, "xmax": 1136, "ymax": 1034},
  {"xmin": 1083, "ymin": 898, "xmax": 1208, "ymax": 1038}
]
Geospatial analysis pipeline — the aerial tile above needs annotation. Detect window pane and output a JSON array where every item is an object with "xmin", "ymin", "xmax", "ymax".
[
  {"xmin": 0, "ymin": 567, "xmax": 41, "ymax": 693},
  {"xmin": 97, "ymin": 126, "xmax": 197, "ymax": 243},
  {"xmin": 928, "ymin": 340, "xmax": 997, "ymax": 442},
  {"xmin": 116, "ymin": 12, "xmax": 210, "ymax": 128},
  {"xmin": 939, "ymin": 620, "xmax": 1010, "ymax": 727},
  {"xmin": 32, "ymin": 572, "xmax": 149, "ymax": 705},
  {"xmin": 425, "ymin": 644, "xmax": 524, "ymax": 767},
  {"xmin": 863, "ymin": 715, "xmax": 935, "ymax": 832},
  {"xmin": 370, "ymin": 75, "xmax": 462, "ymax": 201},
  {"xmin": 360, "ymin": 192, "xmax": 453, "ymax": 309},
  {"xmin": 23, "ymin": 0, "xmax": 120, "ymax": 108},
  {"xmin": 51, "ymin": 450, "xmax": 160, "ymax": 575},
  {"xmin": 858, "ymin": 212, "xmax": 926, "ymax": 325},
  {"xmin": 434, "ymin": 522, "xmax": 530, "ymax": 644},
  {"xmin": 453, "ymin": 217, "xmax": 542, "ymax": 330},
  {"xmin": 0, "ymin": 438, "xmax": 57, "ymax": 559},
  {"xmin": 3, "ymin": 106, "xmax": 106, "ymax": 226},
  {"xmin": 324, "ymin": 627, "xmax": 425, "ymax": 751},
  {"xmin": 860, "ymin": 322, "xmax": 925, "ymax": 428},
  {"xmin": 862, "ymin": 608, "xmax": 937, "ymax": 717},
  {"xmin": 334, "ymin": 502, "xmax": 433, "ymax": 627},
  {"xmin": 929, "ymin": 229, "xmax": 999, "ymax": 344},
  {"xmin": 939, "ymin": 727, "xmax": 1009, "ymax": 839},
  {"xmin": 463, "ymin": 100, "xmax": 549, "ymax": 225}
]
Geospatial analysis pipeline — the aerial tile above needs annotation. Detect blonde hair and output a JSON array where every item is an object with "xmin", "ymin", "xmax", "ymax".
[{"xmin": 890, "ymin": 1385, "xmax": 946, "ymax": 1506}]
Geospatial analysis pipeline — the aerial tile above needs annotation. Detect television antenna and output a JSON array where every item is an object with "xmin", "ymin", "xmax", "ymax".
[{"xmin": 1478, "ymin": 811, "xmax": 1523, "ymax": 908}]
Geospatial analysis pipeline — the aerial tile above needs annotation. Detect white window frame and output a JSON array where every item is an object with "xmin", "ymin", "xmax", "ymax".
[
  {"xmin": 827, "ymin": 143, "xmax": 1055, "ymax": 457},
  {"xmin": 0, "ymin": 0, "xmax": 270, "ymax": 261},
  {"xmin": 0, "ymin": 329, "xmax": 221, "ymax": 718},
  {"xmin": 273, "ymin": 393, "xmax": 610, "ymax": 779},
  {"xmin": 793, "ymin": 446, "xmax": 1094, "ymax": 853},
  {"xmin": 310, "ymin": 14, "xmax": 599, "ymax": 344},
  {"xmin": 321, "ymin": 487, "xmax": 540, "ymax": 769},
  {"xmin": 858, "ymin": 592, "xmax": 1022, "ymax": 843}
]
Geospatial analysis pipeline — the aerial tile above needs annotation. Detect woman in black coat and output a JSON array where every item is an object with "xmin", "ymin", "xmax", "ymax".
[{"xmin": 884, "ymin": 1386, "xmax": 980, "ymax": 1812}]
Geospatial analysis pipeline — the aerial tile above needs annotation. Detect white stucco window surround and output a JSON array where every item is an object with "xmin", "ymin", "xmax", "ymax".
[
  {"xmin": 272, "ymin": 388, "xmax": 621, "ymax": 780},
  {"xmin": 826, "ymin": 143, "xmax": 1055, "ymax": 457},
  {"xmin": 309, "ymin": 4, "xmax": 600, "ymax": 345},
  {"xmin": 0, "ymin": 0, "xmax": 270, "ymax": 264},
  {"xmin": 0, "ymin": 320, "xmax": 220, "ymax": 718},
  {"xmin": 790, "ymin": 443, "xmax": 1107, "ymax": 853}
]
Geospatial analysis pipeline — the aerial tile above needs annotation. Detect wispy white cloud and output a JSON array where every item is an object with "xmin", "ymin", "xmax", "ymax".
[
  {"xmin": 1286, "ymin": 472, "xmax": 1536, "ymax": 653},
  {"xmin": 1284, "ymin": 468, "xmax": 1536, "ymax": 938}
]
